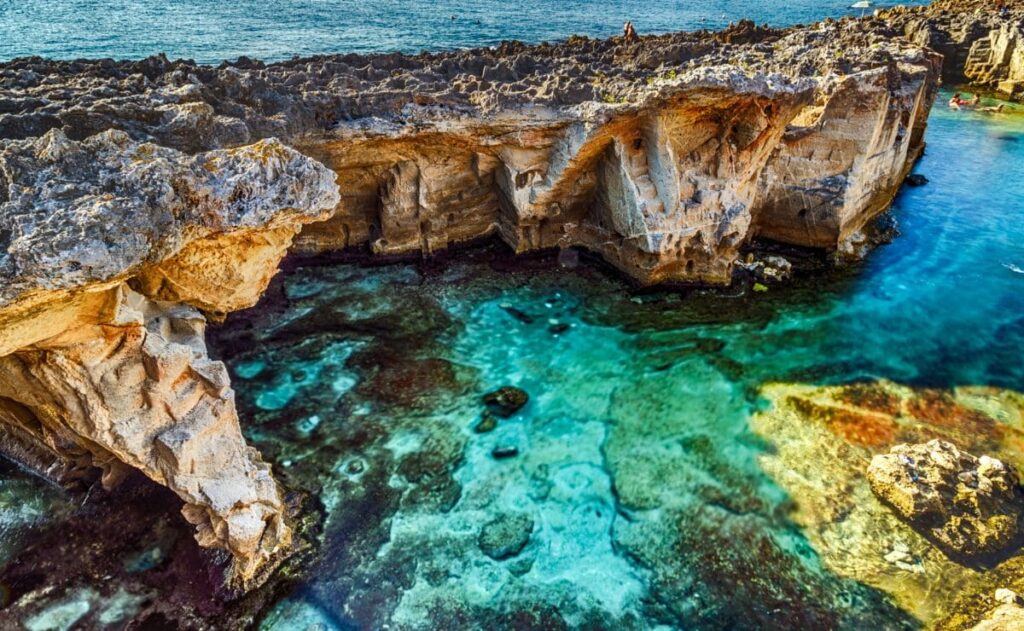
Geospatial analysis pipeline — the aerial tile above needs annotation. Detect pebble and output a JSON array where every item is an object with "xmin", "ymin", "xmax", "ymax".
[
  {"xmin": 474, "ymin": 414, "xmax": 498, "ymax": 433},
  {"xmin": 492, "ymin": 445, "xmax": 519, "ymax": 459},
  {"xmin": 996, "ymin": 588, "xmax": 1021, "ymax": 605}
]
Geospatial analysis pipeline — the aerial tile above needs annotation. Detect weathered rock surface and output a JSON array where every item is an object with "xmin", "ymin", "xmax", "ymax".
[
  {"xmin": 0, "ymin": 0, "xmax": 1014, "ymax": 594},
  {"xmin": 883, "ymin": 0, "xmax": 1024, "ymax": 100},
  {"xmin": 868, "ymin": 440, "xmax": 1024, "ymax": 565},
  {"xmin": 0, "ymin": 17, "xmax": 941, "ymax": 283},
  {"xmin": 0, "ymin": 129, "xmax": 339, "ymax": 585}
]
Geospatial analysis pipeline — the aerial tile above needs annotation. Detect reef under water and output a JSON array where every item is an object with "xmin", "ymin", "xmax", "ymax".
[{"xmin": 0, "ymin": 96, "xmax": 1022, "ymax": 629}]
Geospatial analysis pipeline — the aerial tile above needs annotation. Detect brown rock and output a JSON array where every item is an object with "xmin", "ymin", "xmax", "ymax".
[{"xmin": 868, "ymin": 440, "xmax": 1024, "ymax": 565}]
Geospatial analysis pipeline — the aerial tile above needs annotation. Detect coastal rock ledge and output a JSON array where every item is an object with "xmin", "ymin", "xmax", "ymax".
[
  {"xmin": 3, "ymin": 0, "xmax": 1013, "ymax": 586},
  {"xmin": 0, "ymin": 129, "xmax": 339, "ymax": 586}
]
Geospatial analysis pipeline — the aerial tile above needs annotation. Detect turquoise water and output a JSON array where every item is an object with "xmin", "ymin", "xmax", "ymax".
[
  {"xmin": 0, "ymin": 0, "xmax": 923, "ymax": 63},
  {"xmin": 206, "ymin": 98, "xmax": 1023, "ymax": 628}
]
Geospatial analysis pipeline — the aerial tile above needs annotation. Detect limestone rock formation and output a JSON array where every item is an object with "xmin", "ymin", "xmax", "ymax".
[
  {"xmin": 868, "ymin": 440, "xmax": 1024, "ymax": 565},
  {"xmin": 0, "ymin": 18, "xmax": 939, "ymax": 284},
  {"xmin": 0, "ymin": 129, "xmax": 339, "ymax": 586},
  {"xmin": 884, "ymin": 0, "xmax": 1024, "ymax": 100},
  {"xmin": 5, "ymin": 0, "xmax": 1017, "ymax": 594}
]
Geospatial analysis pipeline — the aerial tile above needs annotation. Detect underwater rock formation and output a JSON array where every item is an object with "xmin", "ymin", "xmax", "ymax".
[
  {"xmin": 868, "ymin": 440, "xmax": 1024, "ymax": 566},
  {"xmin": 753, "ymin": 381, "xmax": 1024, "ymax": 628},
  {"xmin": 0, "ymin": 129, "xmax": 339, "ymax": 585}
]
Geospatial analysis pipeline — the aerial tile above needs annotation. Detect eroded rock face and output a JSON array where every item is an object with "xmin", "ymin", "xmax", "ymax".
[
  {"xmin": 0, "ymin": 18, "xmax": 940, "ymax": 284},
  {"xmin": 0, "ymin": 129, "xmax": 339, "ymax": 585},
  {"xmin": 884, "ymin": 0, "xmax": 1024, "ymax": 100},
  {"xmin": 868, "ymin": 440, "xmax": 1024, "ymax": 565},
  {"xmin": 0, "ymin": 288, "xmax": 290, "ymax": 586}
]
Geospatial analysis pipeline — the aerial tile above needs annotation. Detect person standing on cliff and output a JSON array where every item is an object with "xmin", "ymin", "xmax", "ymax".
[{"xmin": 623, "ymin": 21, "xmax": 639, "ymax": 43}]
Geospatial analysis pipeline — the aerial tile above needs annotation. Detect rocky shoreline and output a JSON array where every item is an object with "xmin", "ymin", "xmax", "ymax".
[{"xmin": 0, "ymin": 0, "xmax": 1019, "ymax": 602}]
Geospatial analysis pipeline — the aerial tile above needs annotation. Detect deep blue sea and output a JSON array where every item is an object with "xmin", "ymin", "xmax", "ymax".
[
  {"xmin": 1, "ymin": 0, "xmax": 924, "ymax": 63},
  {"xmin": 2, "ymin": 2, "xmax": 1024, "ymax": 629}
]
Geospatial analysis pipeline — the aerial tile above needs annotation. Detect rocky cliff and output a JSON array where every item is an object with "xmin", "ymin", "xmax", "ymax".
[
  {"xmin": 1, "ymin": 19, "xmax": 941, "ymax": 283},
  {"xmin": 883, "ymin": 0, "xmax": 1024, "ymax": 100},
  {"xmin": 0, "ymin": 129, "xmax": 339, "ymax": 586},
  {"xmin": 1, "ymin": 1, "xmax": 1011, "ymax": 587}
]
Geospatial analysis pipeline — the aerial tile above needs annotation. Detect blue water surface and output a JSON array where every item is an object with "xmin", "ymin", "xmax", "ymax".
[{"xmin": 0, "ymin": 0, "xmax": 923, "ymax": 63}]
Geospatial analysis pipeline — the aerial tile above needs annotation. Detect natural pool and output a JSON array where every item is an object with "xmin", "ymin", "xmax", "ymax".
[
  {"xmin": 0, "ymin": 98, "xmax": 1022, "ymax": 629},
  {"xmin": 224, "ymin": 96, "xmax": 1023, "ymax": 629}
]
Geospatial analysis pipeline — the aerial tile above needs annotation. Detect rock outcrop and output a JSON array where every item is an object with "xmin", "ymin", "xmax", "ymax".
[
  {"xmin": 0, "ymin": 129, "xmax": 339, "ymax": 586},
  {"xmin": 0, "ymin": 18, "xmax": 940, "ymax": 283},
  {"xmin": 868, "ymin": 440, "xmax": 1024, "ymax": 566},
  {"xmin": 884, "ymin": 0, "xmax": 1024, "ymax": 100},
  {"xmin": 6, "ymin": 0, "xmax": 1019, "ymax": 590}
]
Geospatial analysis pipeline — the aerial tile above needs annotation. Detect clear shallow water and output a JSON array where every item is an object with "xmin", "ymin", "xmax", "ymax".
[
  {"xmin": 0, "ymin": 98, "xmax": 1022, "ymax": 629},
  {"xmin": 0, "ymin": 0, "xmax": 924, "ymax": 63},
  {"xmin": 208, "ymin": 99, "xmax": 1023, "ymax": 628}
]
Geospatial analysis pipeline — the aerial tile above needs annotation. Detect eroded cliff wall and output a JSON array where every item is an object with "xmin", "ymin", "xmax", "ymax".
[
  {"xmin": 0, "ymin": 17, "xmax": 942, "ymax": 283},
  {"xmin": 886, "ymin": 0, "xmax": 1024, "ymax": 100},
  {"xmin": 7, "ymin": 2, "xmax": 1012, "ymax": 587},
  {"xmin": 0, "ymin": 129, "xmax": 339, "ymax": 586}
]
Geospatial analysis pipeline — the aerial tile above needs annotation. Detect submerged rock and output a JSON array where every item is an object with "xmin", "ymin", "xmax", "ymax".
[
  {"xmin": 491, "ymin": 446, "xmax": 520, "ymax": 460},
  {"xmin": 868, "ymin": 440, "xmax": 1024, "ymax": 565},
  {"xmin": 473, "ymin": 413, "xmax": 499, "ymax": 434},
  {"xmin": 483, "ymin": 386, "xmax": 530, "ymax": 417},
  {"xmin": 478, "ymin": 513, "xmax": 534, "ymax": 560}
]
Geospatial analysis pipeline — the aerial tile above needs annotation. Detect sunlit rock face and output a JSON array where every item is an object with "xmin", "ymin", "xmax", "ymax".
[
  {"xmin": 886, "ymin": 0, "xmax": 1024, "ymax": 100},
  {"xmin": 0, "ymin": 128, "xmax": 339, "ymax": 585},
  {"xmin": 964, "ymin": 23, "xmax": 1024, "ymax": 100},
  {"xmin": 295, "ymin": 63, "xmax": 937, "ymax": 283},
  {"xmin": 751, "ymin": 65, "xmax": 935, "ymax": 252},
  {"xmin": 1, "ymin": 18, "xmax": 939, "ymax": 285}
]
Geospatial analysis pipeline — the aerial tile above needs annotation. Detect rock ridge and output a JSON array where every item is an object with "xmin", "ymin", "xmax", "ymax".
[
  {"xmin": 0, "ymin": 128, "xmax": 339, "ymax": 587},
  {"xmin": 0, "ymin": 0, "xmax": 1013, "ymax": 588}
]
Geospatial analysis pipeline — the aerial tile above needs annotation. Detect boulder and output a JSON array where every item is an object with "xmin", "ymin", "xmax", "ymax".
[
  {"xmin": 478, "ymin": 512, "xmax": 535, "ymax": 560},
  {"xmin": 868, "ymin": 440, "xmax": 1024, "ymax": 565},
  {"xmin": 483, "ymin": 386, "xmax": 530, "ymax": 417}
]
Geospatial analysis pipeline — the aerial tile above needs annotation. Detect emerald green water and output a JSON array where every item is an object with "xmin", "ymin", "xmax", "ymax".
[
  {"xmin": 2, "ymin": 97, "xmax": 1023, "ymax": 629},
  {"xmin": 225, "ymin": 98, "xmax": 1023, "ymax": 628}
]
